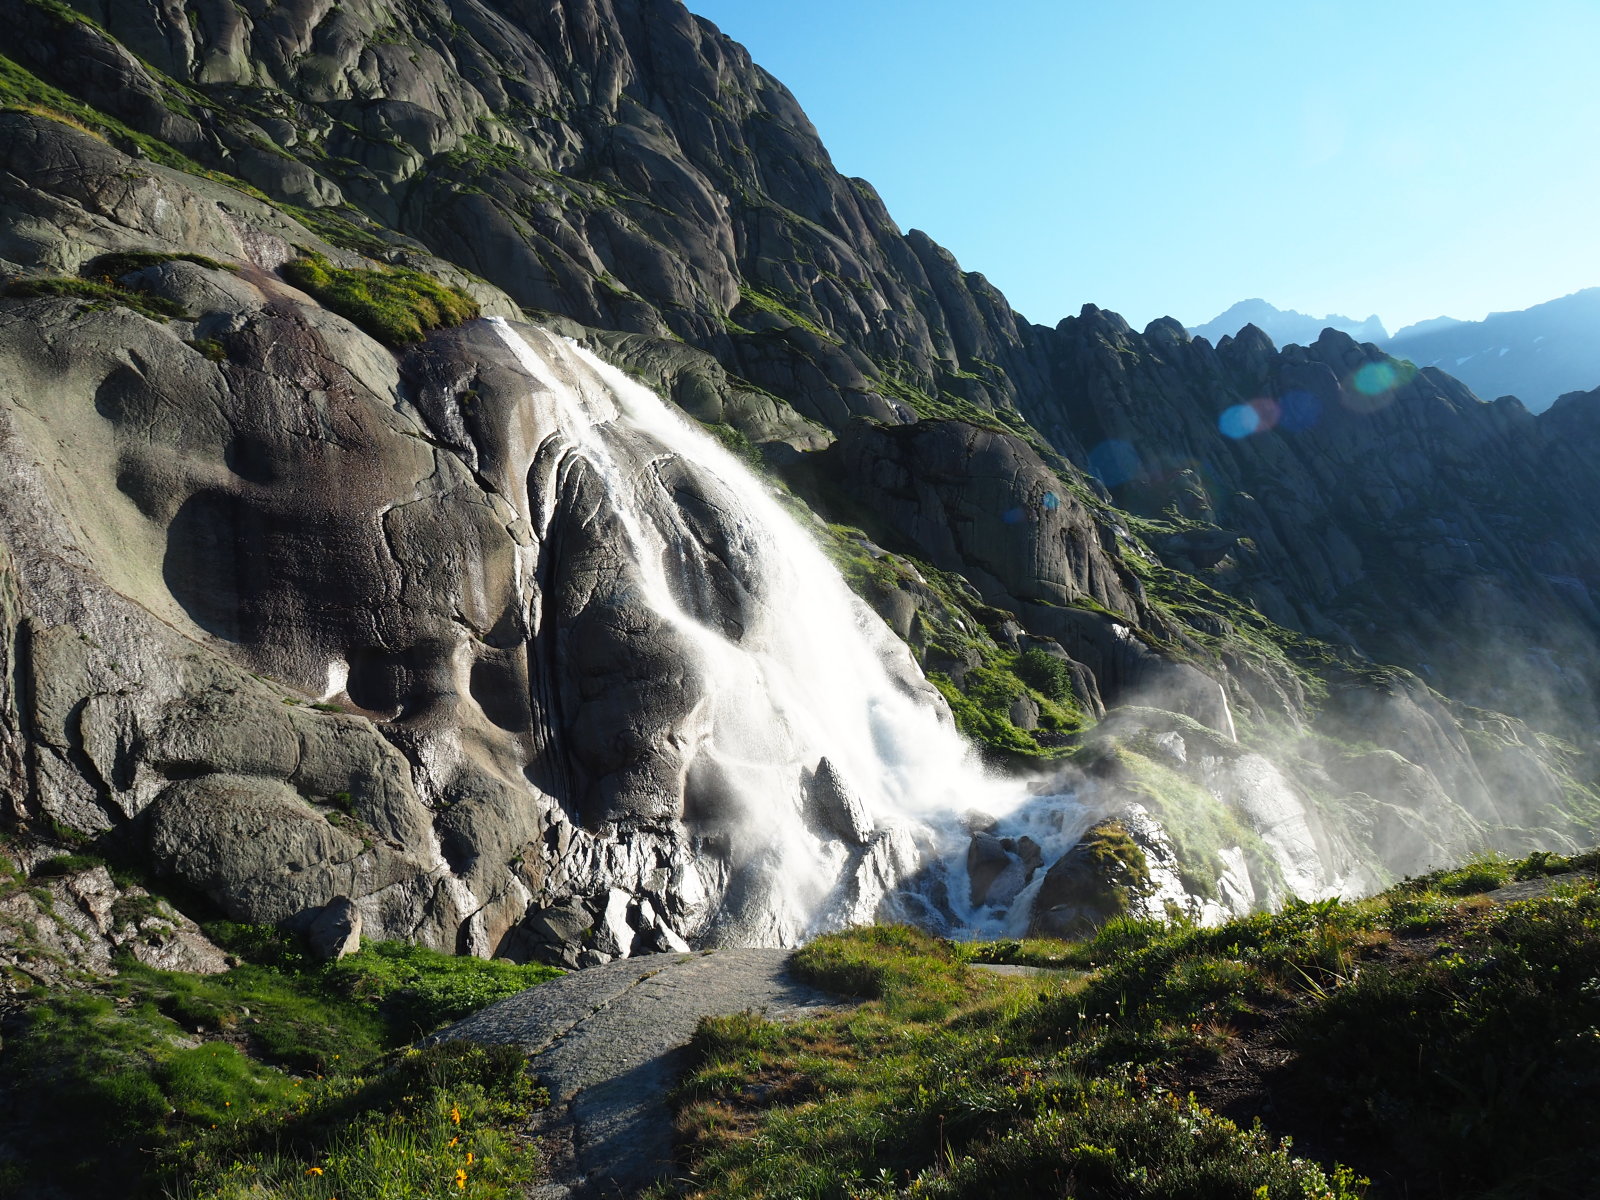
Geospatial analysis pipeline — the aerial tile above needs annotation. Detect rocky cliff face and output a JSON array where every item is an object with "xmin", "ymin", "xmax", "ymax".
[{"xmin": 0, "ymin": 0, "xmax": 1595, "ymax": 965}]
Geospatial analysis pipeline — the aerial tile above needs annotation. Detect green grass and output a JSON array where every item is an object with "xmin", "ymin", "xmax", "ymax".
[
  {"xmin": 323, "ymin": 940, "xmax": 562, "ymax": 1038},
  {"xmin": 279, "ymin": 203, "xmax": 403, "ymax": 257},
  {"xmin": 281, "ymin": 252, "xmax": 479, "ymax": 346},
  {"xmin": 87, "ymin": 250, "xmax": 232, "ymax": 277},
  {"xmin": 167, "ymin": 1042, "xmax": 542, "ymax": 1200},
  {"xmin": 736, "ymin": 284, "xmax": 836, "ymax": 341},
  {"xmin": 0, "ymin": 930, "xmax": 560, "ymax": 1197},
  {"xmin": 29, "ymin": 851, "xmax": 105, "ymax": 878},
  {"xmin": 3, "ymin": 275, "xmax": 187, "ymax": 320},
  {"xmin": 675, "ymin": 919, "xmax": 1362, "ymax": 1199},
  {"xmin": 668, "ymin": 850, "xmax": 1600, "ymax": 1199},
  {"xmin": 0, "ymin": 51, "xmax": 269, "ymax": 199}
]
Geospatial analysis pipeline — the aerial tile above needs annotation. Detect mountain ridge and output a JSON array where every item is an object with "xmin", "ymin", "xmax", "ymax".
[
  {"xmin": 1194, "ymin": 289, "xmax": 1600, "ymax": 413},
  {"xmin": 1188, "ymin": 297, "xmax": 1387, "ymax": 347}
]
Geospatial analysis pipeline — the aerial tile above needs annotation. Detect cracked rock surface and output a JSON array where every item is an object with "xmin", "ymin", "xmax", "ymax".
[{"xmin": 432, "ymin": 948, "xmax": 848, "ymax": 1198}]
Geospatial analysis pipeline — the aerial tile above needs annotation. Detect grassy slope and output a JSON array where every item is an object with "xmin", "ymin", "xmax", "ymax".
[
  {"xmin": 667, "ymin": 850, "xmax": 1600, "ymax": 1199},
  {"xmin": 0, "ymin": 923, "xmax": 560, "ymax": 1199}
]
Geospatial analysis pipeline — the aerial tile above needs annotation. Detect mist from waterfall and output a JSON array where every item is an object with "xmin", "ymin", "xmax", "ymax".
[{"xmin": 490, "ymin": 318, "xmax": 1107, "ymax": 942}]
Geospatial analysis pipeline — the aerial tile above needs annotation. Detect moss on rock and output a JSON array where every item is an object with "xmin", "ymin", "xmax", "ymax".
[{"xmin": 281, "ymin": 252, "xmax": 479, "ymax": 347}]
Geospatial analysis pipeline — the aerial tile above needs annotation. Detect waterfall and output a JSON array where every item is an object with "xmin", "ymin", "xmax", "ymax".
[{"xmin": 488, "ymin": 319, "xmax": 1118, "ymax": 942}]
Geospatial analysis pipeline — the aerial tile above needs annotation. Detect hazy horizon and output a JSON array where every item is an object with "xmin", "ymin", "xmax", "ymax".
[{"xmin": 686, "ymin": 0, "xmax": 1600, "ymax": 335}]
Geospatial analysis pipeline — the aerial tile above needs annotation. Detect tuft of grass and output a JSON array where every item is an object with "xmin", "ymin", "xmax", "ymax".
[
  {"xmin": 734, "ymin": 284, "xmax": 836, "ymax": 342},
  {"xmin": 281, "ymin": 251, "xmax": 479, "ymax": 347},
  {"xmin": 954, "ymin": 936, "xmax": 1079, "ymax": 969},
  {"xmin": 322, "ymin": 940, "xmax": 562, "ymax": 1039},
  {"xmin": 792, "ymin": 924, "xmax": 971, "ymax": 1019},
  {"xmin": 279, "ymin": 203, "xmax": 401, "ymax": 257},
  {"xmin": 3, "ymin": 275, "xmax": 187, "ymax": 320},
  {"xmin": 187, "ymin": 336, "xmax": 227, "ymax": 361},
  {"xmin": 87, "ymin": 250, "xmax": 231, "ymax": 277},
  {"xmin": 1401, "ymin": 850, "xmax": 1514, "ymax": 896},
  {"xmin": 1014, "ymin": 646, "xmax": 1075, "ymax": 701},
  {"xmin": 906, "ymin": 1086, "xmax": 1367, "ymax": 1200},
  {"xmin": 29, "ymin": 851, "xmax": 105, "ymax": 878}
]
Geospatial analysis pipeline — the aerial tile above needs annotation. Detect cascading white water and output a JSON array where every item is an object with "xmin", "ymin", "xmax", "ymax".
[{"xmin": 490, "ymin": 318, "xmax": 1104, "ymax": 941}]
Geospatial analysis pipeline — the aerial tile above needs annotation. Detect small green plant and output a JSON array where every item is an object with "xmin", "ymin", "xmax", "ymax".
[
  {"xmin": 281, "ymin": 252, "xmax": 479, "ymax": 347},
  {"xmin": 1015, "ymin": 646, "xmax": 1075, "ymax": 701},
  {"xmin": 322, "ymin": 941, "xmax": 562, "ymax": 1037}
]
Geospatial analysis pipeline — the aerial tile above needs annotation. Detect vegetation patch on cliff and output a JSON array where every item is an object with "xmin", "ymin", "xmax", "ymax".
[
  {"xmin": 0, "ymin": 52, "xmax": 269, "ymax": 199},
  {"xmin": 3, "ymin": 275, "xmax": 188, "ymax": 321},
  {"xmin": 282, "ymin": 252, "xmax": 480, "ymax": 346}
]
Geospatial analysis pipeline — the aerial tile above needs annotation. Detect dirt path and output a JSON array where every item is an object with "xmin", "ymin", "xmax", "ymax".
[{"xmin": 433, "ymin": 948, "xmax": 847, "ymax": 1198}]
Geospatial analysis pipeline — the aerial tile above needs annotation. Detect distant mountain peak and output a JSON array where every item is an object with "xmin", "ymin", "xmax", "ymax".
[
  {"xmin": 1381, "ymin": 288, "xmax": 1600, "ymax": 412},
  {"xmin": 1189, "ymin": 299, "xmax": 1387, "ymax": 348}
]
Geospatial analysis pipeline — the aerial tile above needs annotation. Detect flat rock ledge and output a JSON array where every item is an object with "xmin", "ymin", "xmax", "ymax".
[{"xmin": 431, "ymin": 948, "xmax": 849, "ymax": 1197}]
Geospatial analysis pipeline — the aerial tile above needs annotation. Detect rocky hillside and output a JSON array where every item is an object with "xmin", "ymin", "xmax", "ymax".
[{"xmin": 0, "ymin": 0, "xmax": 1595, "ymax": 968}]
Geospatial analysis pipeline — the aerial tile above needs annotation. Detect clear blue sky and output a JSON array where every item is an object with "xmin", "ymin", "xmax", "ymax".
[{"xmin": 684, "ymin": 0, "xmax": 1600, "ymax": 335}]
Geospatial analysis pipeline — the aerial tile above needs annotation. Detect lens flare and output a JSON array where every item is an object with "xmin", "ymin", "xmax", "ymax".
[
  {"xmin": 1218, "ymin": 404, "xmax": 1259, "ymax": 439},
  {"xmin": 1346, "ymin": 359, "xmax": 1417, "ymax": 413},
  {"xmin": 1250, "ymin": 397, "xmax": 1280, "ymax": 432},
  {"xmin": 1353, "ymin": 361, "xmax": 1397, "ymax": 396}
]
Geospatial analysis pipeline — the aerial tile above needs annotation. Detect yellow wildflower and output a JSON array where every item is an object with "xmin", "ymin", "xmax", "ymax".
[
  {"xmin": 465, "ymin": 1152, "xmax": 474, "ymax": 1165},
  {"xmin": 306, "ymin": 1167, "xmax": 324, "ymax": 1176},
  {"xmin": 455, "ymin": 1168, "xmax": 467, "ymax": 1189},
  {"xmin": 450, "ymin": 1104, "xmax": 461, "ymax": 1125}
]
